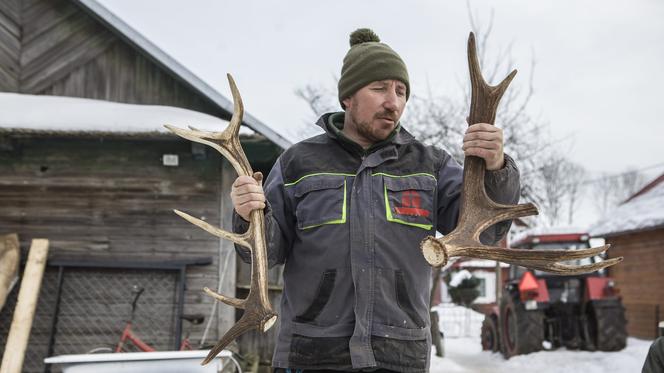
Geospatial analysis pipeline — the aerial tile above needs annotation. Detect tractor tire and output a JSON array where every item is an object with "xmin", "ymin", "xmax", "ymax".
[
  {"xmin": 481, "ymin": 315, "xmax": 500, "ymax": 352},
  {"xmin": 586, "ymin": 300, "xmax": 627, "ymax": 351},
  {"xmin": 500, "ymin": 294, "xmax": 544, "ymax": 358}
]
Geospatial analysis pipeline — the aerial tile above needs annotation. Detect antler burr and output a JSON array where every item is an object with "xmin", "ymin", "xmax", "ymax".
[
  {"xmin": 165, "ymin": 74, "xmax": 277, "ymax": 365},
  {"xmin": 420, "ymin": 33, "xmax": 622, "ymax": 275}
]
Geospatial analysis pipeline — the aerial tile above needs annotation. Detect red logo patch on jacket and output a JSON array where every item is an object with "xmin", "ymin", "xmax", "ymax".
[{"xmin": 394, "ymin": 190, "xmax": 430, "ymax": 217}]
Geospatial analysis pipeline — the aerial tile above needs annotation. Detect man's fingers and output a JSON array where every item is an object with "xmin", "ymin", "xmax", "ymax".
[
  {"xmin": 232, "ymin": 183, "xmax": 263, "ymax": 196},
  {"xmin": 237, "ymin": 200, "xmax": 266, "ymax": 213},
  {"xmin": 464, "ymin": 147, "xmax": 495, "ymax": 159},
  {"xmin": 253, "ymin": 171, "xmax": 264, "ymax": 185},
  {"xmin": 462, "ymin": 140, "xmax": 500, "ymax": 151},
  {"xmin": 466, "ymin": 122, "xmax": 498, "ymax": 133},
  {"xmin": 233, "ymin": 175, "xmax": 259, "ymax": 188},
  {"xmin": 234, "ymin": 192, "xmax": 266, "ymax": 205},
  {"xmin": 463, "ymin": 130, "xmax": 501, "ymax": 142}
]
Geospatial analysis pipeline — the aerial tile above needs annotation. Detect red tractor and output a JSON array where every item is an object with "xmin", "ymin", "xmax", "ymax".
[{"xmin": 481, "ymin": 229, "xmax": 627, "ymax": 358}]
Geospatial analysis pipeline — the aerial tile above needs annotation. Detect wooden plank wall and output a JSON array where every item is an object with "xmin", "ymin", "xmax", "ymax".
[
  {"xmin": 0, "ymin": 0, "xmax": 227, "ymax": 121},
  {"xmin": 607, "ymin": 228, "xmax": 664, "ymax": 338},
  {"xmin": 0, "ymin": 136, "xmax": 227, "ymax": 346}
]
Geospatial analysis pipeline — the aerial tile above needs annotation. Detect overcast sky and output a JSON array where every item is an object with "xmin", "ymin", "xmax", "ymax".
[{"xmin": 98, "ymin": 0, "xmax": 663, "ymax": 225}]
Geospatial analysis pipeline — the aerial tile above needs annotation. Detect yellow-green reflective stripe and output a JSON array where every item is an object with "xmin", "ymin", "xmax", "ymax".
[
  {"xmin": 372, "ymin": 172, "xmax": 437, "ymax": 181},
  {"xmin": 301, "ymin": 179, "xmax": 347, "ymax": 230},
  {"xmin": 383, "ymin": 184, "xmax": 433, "ymax": 231},
  {"xmin": 285, "ymin": 172, "xmax": 355, "ymax": 187}
]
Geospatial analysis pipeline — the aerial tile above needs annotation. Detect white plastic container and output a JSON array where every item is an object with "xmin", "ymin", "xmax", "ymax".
[{"xmin": 44, "ymin": 350, "xmax": 237, "ymax": 373}]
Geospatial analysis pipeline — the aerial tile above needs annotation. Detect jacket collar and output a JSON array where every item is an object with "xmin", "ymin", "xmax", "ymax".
[{"xmin": 316, "ymin": 112, "xmax": 415, "ymax": 150}]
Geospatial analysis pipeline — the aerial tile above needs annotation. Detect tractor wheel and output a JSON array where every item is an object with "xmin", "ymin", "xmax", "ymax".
[
  {"xmin": 500, "ymin": 295, "xmax": 544, "ymax": 358},
  {"xmin": 481, "ymin": 315, "xmax": 500, "ymax": 352},
  {"xmin": 586, "ymin": 300, "xmax": 627, "ymax": 351}
]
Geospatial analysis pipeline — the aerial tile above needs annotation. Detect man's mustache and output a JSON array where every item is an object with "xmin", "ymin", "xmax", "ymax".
[{"xmin": 375, "ymin": 111, "xmax": 398, "ymax": 122}]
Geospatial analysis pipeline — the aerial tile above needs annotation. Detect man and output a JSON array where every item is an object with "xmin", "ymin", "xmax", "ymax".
[
  {"xmin": 232, "ymin": 28, "xmax": 519, "ymax": 373},
  {"xmin": 642, "ymin": 335, "xmax": 664, "ymax": 373}
]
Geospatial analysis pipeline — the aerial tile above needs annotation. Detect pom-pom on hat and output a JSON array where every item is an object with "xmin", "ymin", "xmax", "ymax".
[{"xmin": 338, "ymin": 28, "xmax": 410, "ymax": 108}]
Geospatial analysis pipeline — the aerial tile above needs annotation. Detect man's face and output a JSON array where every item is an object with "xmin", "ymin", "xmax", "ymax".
[{"xmin": 343, "ymin": 79, "xmax": 407, "ymax": 145}]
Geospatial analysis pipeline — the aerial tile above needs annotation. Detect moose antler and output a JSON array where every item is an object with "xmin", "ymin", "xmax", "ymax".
[
  {"xmin": 420, "ymin": 33, "xmax": 622, "ymax": 275},
  {"xmin": 165, "ymin": 74, "xmax": 277, "ymax": 365}
]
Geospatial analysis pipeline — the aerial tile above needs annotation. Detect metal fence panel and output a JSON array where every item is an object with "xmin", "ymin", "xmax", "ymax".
[{"xmin": 0, "ymin": 267, "xmax": 178, "ymax": 373}]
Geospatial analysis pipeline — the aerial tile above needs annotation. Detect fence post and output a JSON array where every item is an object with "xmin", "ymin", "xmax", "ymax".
[{"xmin": 0, "ymin": 239, "xmax": 49, "ymax": 373}]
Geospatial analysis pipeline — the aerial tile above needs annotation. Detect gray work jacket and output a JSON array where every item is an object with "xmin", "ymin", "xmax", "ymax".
[{"xmin": 234, "ymin": 113, "xmax": 520, "ymax": 372}]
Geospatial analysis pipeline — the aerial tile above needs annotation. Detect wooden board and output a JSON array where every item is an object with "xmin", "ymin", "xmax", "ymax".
[
  {"xmin": 0, "ymin": 234, "xmax": 19, "ymax": 311},
  {"xmin": 0, "ymin": 239, "xmax": 49, "ymax": 373}
]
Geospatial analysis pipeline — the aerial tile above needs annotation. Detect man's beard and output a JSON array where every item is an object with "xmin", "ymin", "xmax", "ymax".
[{"xmin": 349, "ymin": 106, "xmax": 398, "ymax": 143}]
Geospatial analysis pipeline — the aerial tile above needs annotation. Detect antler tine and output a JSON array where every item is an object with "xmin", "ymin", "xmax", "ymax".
[
  {"xmin": 467, "ymin": 32, "xmax": 517, "ymax": 125},
  {"xmin": 223, "ymin": 73, "xmax": 244, "ymax": 140},
  {"xmin": 203, "ymin": 287, "xmax": 246, "ymax": 309},
  {"xmin": 468, "ymin": 201, "xmax": 539, "ymax": 242},
  {"xmin": 512, "ymin": 257, "xmax": 623, "ymax": 276},
  {"xmin": 444, "ymin": 244, "xmax": 611, "ymax": 262},
  {"xmin": 421, "ymin": 33, "xmax": 621, "ymax": 277},
  {"xmin": 165, "ymin": 74, "xmax": 277, "ymax": 365},
  {"xmin": 173, "ymin": 209, "xmax": 251, "ymax": 248}
]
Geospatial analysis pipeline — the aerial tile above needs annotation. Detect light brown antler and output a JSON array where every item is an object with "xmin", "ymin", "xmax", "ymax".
[
  {"xmin": 165, "ymin": 74, "xmax": 277, "ymax": 365},
  {"xmin": 420, "ymin": 33, "xmax": 622, "ymax": 275}
]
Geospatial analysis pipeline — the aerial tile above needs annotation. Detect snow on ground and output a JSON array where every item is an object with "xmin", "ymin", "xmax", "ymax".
[{"xmin": 430, "ymin": 336, "xmax": 652, "ymax": 373}]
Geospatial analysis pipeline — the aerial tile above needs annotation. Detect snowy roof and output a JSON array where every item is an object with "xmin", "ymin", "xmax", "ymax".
[
  {"xmin": 590, "ymin": 174, "xmax": 664, "ymax": 237},
  {"xmin": 0, "ymin": 93, "xmax": 256, "ymax": 138},
  {"xmin": 75, "ymin": 0, "xmax": 291, "ymax": 149},
  {"xmin": 510, "ymin": 225, "xmax": 588, "ymax": 246}
]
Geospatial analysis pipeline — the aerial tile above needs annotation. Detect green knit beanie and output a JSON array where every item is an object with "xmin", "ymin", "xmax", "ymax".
[{"xmin": 338, "ymin": 28, "xmax": 410, "ymax": 109}]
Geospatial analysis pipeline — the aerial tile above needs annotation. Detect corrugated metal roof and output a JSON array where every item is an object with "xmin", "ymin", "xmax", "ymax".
[{"xmin": 75, "ymin": 0, "xmax": 291, "ymax": 150}]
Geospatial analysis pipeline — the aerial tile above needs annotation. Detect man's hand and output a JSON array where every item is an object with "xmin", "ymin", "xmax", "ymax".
[
  {"xmin": 231, "ymin": 172, "xmax": 266, "ymax": 221},
  {"xmin": 462, "ymin": 123, "xmax": 505, "ymax": 171}
]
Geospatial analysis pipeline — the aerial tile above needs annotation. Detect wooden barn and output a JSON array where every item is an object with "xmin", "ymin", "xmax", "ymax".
[
  {"xmin": 590, "ymin": 173, "xmax": 664, "ymax": 339},
  {"xmin": 0, "ymin": 0, "xmax": 290, "ymax": 371}
]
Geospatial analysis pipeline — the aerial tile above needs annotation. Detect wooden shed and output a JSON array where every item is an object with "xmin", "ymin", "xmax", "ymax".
[
  {"xmin": 590, "ymin": 173, "xmax": 664, "ymax": 339},
  {"xmin": 0, "ymin": 0, "xmax": 289, "ymax": 371}
]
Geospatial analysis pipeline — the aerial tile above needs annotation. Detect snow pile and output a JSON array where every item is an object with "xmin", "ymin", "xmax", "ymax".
[
  {"xmin": 590, "ymin": 180, "xmax": 664, "ymax": 237},
  {"xmin": 0, "ymin": 92, "xmax": 255, "ymax": 135},
  {"xmin": 430, "ymin": 336, "xmax": 653, "ymax": 373}
]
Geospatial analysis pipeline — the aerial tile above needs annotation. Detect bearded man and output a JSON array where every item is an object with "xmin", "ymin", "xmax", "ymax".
[{"xmin": 232, "ymin": 28, "xmax": 520, "ymax": 373}]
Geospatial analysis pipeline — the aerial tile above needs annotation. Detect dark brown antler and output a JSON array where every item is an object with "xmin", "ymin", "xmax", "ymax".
[
  {"xmin": 165, "ymin": 74, "xmax": 277, "ymax": 365},
  {"xmin": 420, "ymin": 33, "xmax": 622, "ymax": 275}
]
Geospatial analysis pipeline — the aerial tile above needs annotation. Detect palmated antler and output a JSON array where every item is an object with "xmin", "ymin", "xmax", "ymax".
[
  {"xmin": 420, "ymin": 33, "xmax": 622, "ymax": 275},
  {"xmin": 165, "ymin": 74, "xmax": 277, "ymax": 365}
]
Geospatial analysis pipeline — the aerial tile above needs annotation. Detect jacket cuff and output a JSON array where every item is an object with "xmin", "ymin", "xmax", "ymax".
[
  {"xmin": 232, "ymin": 201, "xmax": 273, "ymax": 233},
  {"xmin": 484, "ymin": 153, "xmax": 516, "ymax": 186}
]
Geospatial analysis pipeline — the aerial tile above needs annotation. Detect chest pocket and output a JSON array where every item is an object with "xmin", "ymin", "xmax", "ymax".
[
  {"xmin": 383, "ymin": 175, "xmax": 436, "ymax": 231},
  {"xmin": 292, "ymin": 176, "xmax": 347, "ymax": 230}
]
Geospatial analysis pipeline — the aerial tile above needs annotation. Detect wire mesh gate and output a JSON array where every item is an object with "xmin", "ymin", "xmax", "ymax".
[{"xmin": 0, "ymin": 257, "xmax": 211, "ymax": 373}]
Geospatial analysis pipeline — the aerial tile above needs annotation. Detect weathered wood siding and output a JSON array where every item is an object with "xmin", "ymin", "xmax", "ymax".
[
  {"xmin": 606, "ymin": 228, "xmax": 664, "ymax": 339},
  {"xmin": 0, "ymin": 136, "xmax": 226, "ymax": 345},
  {"xmin": 0, "ymin": 0, "xmax": 285, "ymax": 364},
  {"xmin": 0, "ymin": 0, "xmax": 228, "ymax": 120}
]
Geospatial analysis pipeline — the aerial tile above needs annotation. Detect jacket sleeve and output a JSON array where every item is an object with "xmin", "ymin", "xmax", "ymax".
[
  {"xmin": 436, "ymin": 153, "xmax": 520, "ymax": 245},
  {"xmin": 232, "ymin": 158, "xmax": 294, "ymax": 267}
]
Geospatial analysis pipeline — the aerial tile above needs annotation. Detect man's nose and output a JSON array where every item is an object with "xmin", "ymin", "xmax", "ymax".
[{"xmin": 383, "ymin": 89, "xmax": 398, "ymax": 111}]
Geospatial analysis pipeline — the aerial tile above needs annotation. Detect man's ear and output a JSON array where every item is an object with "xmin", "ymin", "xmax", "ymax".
[{"xmin": 342, "ymin": 96, "xmax": 352, "ymax": 110}]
